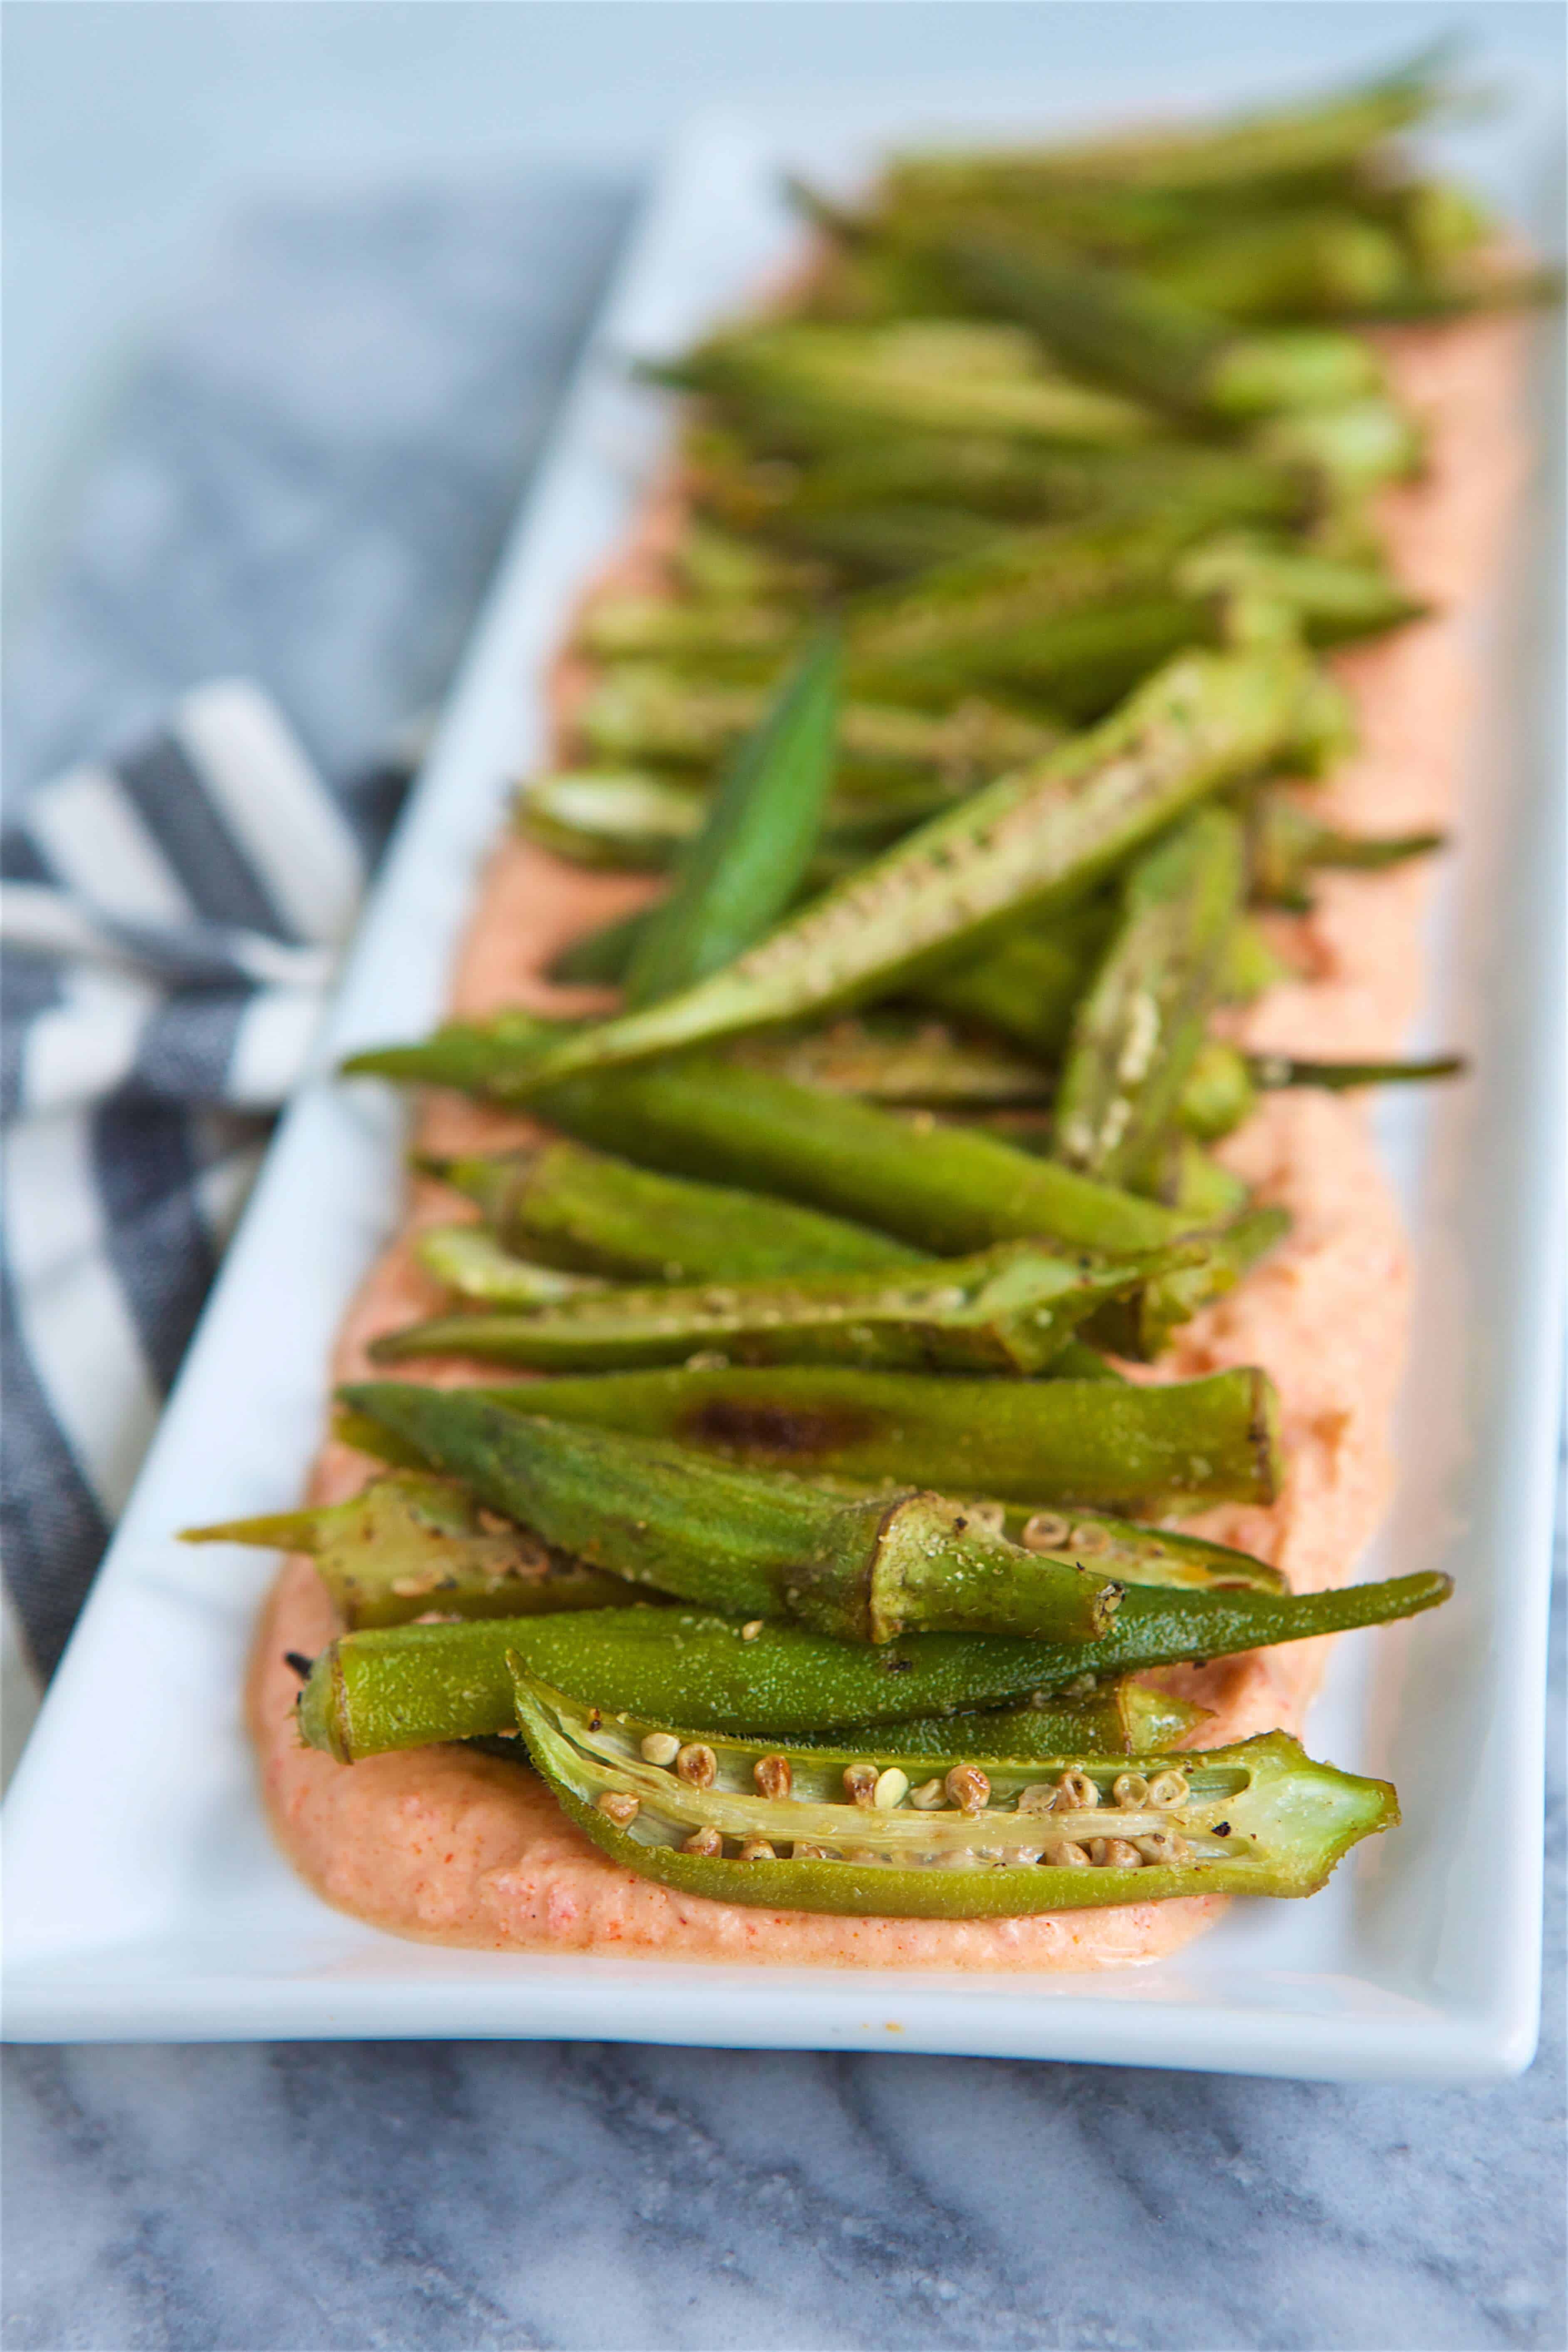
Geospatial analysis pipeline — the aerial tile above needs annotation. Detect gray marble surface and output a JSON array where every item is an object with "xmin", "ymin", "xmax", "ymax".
[{"xmin": 3, "ymin": 158, "xmax": 1564, "ymax": 2352}]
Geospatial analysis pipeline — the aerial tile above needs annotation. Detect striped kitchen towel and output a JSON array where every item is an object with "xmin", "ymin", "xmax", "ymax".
[{"xmin": 2, "ymin": 680, "xmax": 409, "ymax": 1679}]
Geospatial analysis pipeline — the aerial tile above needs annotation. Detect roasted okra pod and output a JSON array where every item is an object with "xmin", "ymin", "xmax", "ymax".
[{"xmin": 515, "ymin": 1687, "xmax": 1399, "ymax": 1917}]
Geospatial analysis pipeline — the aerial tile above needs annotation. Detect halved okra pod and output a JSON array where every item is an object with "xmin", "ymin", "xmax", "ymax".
[
  {"xmin": 183, "ymin": 1471, "xmax": 633, "ymax": 1629},
  {"xmin": 370, "ymin": 1238, "xmax": 1204, "ymax": 1378},
  {"xmin": 332, "ymin": 1391, "xmax": 1125, "ymax": 1645},
  {"xmin": 344, "ymin": 1359, "xmax": 1281, "ymax": 1513},
  {"xmin": 1053, "ymin": 804, "xmax": 1246, "ymax": 1187},
  {"xmin": 516, "ymin": 1686, "xmax": 1397, "ymax": 1916},
  {"xmin": 295, "ymin": 1569, "xmax": 1451, "ymax": 1757}
]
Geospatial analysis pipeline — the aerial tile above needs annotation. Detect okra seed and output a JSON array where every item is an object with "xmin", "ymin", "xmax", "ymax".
[
  {"xmin": 1133, "ymin": 1832, "xmax": 1193, "ymax": 1866},
  {"xmin": 1112, "ymin": 1773, "xmax": 1151, "ymax": 1809},
  {"xmin": 740, "ymin": 1620, "xmax": 764, "ymax": 1641},
  {"xmin": 968, "ymin": 1501, "xmax": 1006, "ymax": 1535},
  {"xmin": 738, "ymin": 1839, "xmax": 776, "ymax": 1862},
  {"xmin": 640, "ymin": 1732, "xmax": 681, "ymax": 1767},
  {"xmin": 754, "ymin": 1753, "xmax": 793, "ymax": 1801},
  {"xmin": 1089, "ymin": 1837, "xmax": 1144, "ymax": 1869},
  {"xmin": 909, "ymin": 1779, "xmax": 946, "ymax": 1811},
  {"xmin": 945, "ymin": 1764, "xmax": 990, "ymax": 1815},
  {"xmin": 1045, "ymin": 1839, "xmax": 1092, "ymax": 1867},
  {"xmin": 676, "ymin": 1742, "xmax": 718, "ymax": 1789},
  {"xmin": 596, "ymin": 1792, "xmax": 640, "ymax": 1826},
  {"xmin": 844, "ymin": 1763, "xmax": 879, "ymax": 1810},
  {"xmin": 1021, "ymin": 1512, "xmax": 1071, "ymax": 1553},
  {"xmin": 1056, "ymin": 1769, "xmax": 1099, "ymax": 1811},
  {"xmin": 681, "ymin": 1826, "xmax": 723, "ymax": 1857},
  {"xmin": 1146, "ymin": 1769, "xmax": 1191, "ymax": 1807},
  {"xmin": 1070, "ymin": 1523, "xmax": 1111, "ymax": 1556},
  {"xmin": 1016, "ymin": 1784, "xmax": 1059, "ymax": 1817},
  {"xmin": 872, "ymin": 1768, "xmax": 910, "ymax": 1810}
]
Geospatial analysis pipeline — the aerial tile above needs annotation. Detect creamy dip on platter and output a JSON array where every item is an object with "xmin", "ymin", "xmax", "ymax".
[{"xmin": 250, "ymin": 316, "xmax": 1527, "ymax": 1968}]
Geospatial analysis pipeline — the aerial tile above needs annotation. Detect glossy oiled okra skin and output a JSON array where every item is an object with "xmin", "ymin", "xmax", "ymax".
[
  {"xmin": 370, "ymin": 1238, "xmax": 1200, "ymax": 1379},
  {"xmin": 434, "ymin": 1134, "xmax": 920, "ymax": 1284},
  {"xmin": 515, "ymin": 1685, "xmax": 1398, "ymax": 1916},
  {"xmin": 347, "ymin": 1360, "xmax": 1282, "ymax": 1514},
  {"xmin": 336, "ymin": 1389, "xmax": 1124, "ymax": 1645},
  {"xmin": 296, "ymin": 1567, "xmax": 1451, "ymax": 1759}
]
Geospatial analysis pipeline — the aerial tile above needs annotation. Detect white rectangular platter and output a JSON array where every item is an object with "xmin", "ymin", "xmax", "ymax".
[{"xmin": 4, "ymin": 64, "xmax": 1563, "ymax": 2074}]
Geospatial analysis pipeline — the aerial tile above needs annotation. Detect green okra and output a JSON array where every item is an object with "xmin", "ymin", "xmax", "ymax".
[
  {"xmin": 334, "ymin": 1389, "xmax": 1124, "ymax": 1645},
  {"xmin": 659, "ymin": 318, "xmax": 1159, "ymax": 454},
  {"xmin": 515, "ymin": 1688, "xmax": 1399, "ymax": 1917},
  {"xmin": 369, "ymin": 1237, "xmax": 1203, "ymax": 1378},
  {"xmin": 879, "ymin": 47, "xmax": 1451, "ymax": 200},
  {"xmin": 944, "ymin": 234, "xmax": 1384, "ymax": 424},
  {"xmin": 546, "ymin": 904, "xmax": 655, "ymax": 988},
  {"xmin": 1147, "ymin": 208, "xmax": 1409, "ymax": 323},
  {"xmin": 295, "ymin": 1561, "xmax": 1451, "ymax": 1757},
  {"xmin": 1254, "ymin": 396, "xmax": 1424, "ymax": 497},
  {"xmin": 370, "ymin": 1046, "xmax": 1250, "ymax": 1352},
  {"xmin": 578, "ymin": 594, "xmax": 798, "ymax": 671},
  {"xmin": 357, "ymin": 1360, "xmax": 1282, "ymax": 1513},
  {"xmin": 469, "ymin": 637, "xmax": 1344, "ymax": 1095},
  {"xmin": 807, "ymin": 1680, "xmax": 1211, "ymax": 1757},
  {"xmin": 1053, "ymin": 805, "xmax": 1247, "ymax": 1187},
  {"xmin": 1246, "ymin": 789, "xmax": 1444, "ymax": 909},
  {"xmin": 622, "ymin": 632, "xmax": 841, "ymax": 1007},
  {"xmin": 695, "ymin": 425, "xmax": 1310, "ymax": 538},
  {"xmin": 982, "ymin": 1503, "xmax": 1283, "ymax": 1593},
  {"xmin": 414, "ymin": 1227, "xmax": 604, "ymax": 1308},
  {"xmin": 736, "ymin": 1017, "xmax": 1057, "ymax": 1107},
  {"xmin": 432, "ymin": 1133, "xmax": 920, "ymax": 1283},
  {"xmin": 182, "ymin": 1471, "xmax": 632, "ymax": 1630},
  {"xmin": 517, "ymin": 769, "xmax": 915, "ymax": 877},
  {"xmin": 915, "ymin": 906, "xmax": 1117, "ymax": 1060},
  {"xmin": 575, "ymin": 664, "xmax": 1060, "ymax": 796}
]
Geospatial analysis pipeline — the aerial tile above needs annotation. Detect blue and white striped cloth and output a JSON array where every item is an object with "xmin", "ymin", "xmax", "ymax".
[{"xmin": 2, "ymin": 682, "xmax": 408, "ymax": 1678}]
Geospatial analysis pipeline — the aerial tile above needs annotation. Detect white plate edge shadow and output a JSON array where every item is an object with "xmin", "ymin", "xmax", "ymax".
[{"xmin": 3, "ymin": 78, "xmax": 1562, "ymax": 2073}]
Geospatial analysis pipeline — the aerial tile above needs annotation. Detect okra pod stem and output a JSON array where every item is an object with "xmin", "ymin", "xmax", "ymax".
[
  {"xmin": 295, "ymin": 1561, "xmax": 1451, "ymax": 1756},
  {"xmin": 371, "ymin": 1360, "xmax": 1282, "ymax": 1513},
  {"xmin": 1175, "ymin": 1040, "xmax": 1466, "ymax": 1142},
  {"xmin": 516, "ymin": 1688, "xmax": 1398, "ymax": 1916},
  {"xmin": 486, "ymin": 638, "xmax": 1341, "ymax": 1094},
  {"xmin": 1246, "ymin": 788, "xmax": 1444, "ymax": 908},
  {"xmin": 336, "ymin": 1389, "xmax": 1123, "ymax": 1645},
  {"xmin": 370, "ymin": 1238, "xmax": 1202, "ymax": 1378},
  {"xmin": 183, "ymin": 1471, "xmax": 631, "ymax": 1629},
  {"xmin": 622, "ymin": 633, "xmax": 841, "ymax": 1007}
]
